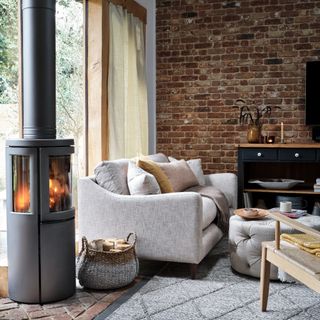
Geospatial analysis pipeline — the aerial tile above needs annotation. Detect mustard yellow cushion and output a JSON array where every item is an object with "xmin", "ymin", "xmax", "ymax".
[{"xmin": 137, "ymin": 159, "xmax": 173, "ymax": 193}]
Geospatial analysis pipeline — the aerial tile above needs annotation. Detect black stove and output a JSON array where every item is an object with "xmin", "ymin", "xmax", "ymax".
[{"xmin": 6, "ymin": 0, "xmax": 75, "ymax": 303}]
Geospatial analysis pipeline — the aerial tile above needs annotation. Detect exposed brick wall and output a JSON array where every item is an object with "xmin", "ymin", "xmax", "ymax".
[{"xmin": 156, "ymin": 0, "xmax": 320, "ymax": 173}]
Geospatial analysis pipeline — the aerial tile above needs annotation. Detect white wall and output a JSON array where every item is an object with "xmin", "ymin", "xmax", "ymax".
[{"xmin": 135, "ymin": 0, "xmax": 156, "ymax": 154}]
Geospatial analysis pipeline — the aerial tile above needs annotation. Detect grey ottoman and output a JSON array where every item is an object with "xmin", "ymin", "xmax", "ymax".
[{"xmin": 229, "ymin": 214, "xmax": 320, "ymax": 279}]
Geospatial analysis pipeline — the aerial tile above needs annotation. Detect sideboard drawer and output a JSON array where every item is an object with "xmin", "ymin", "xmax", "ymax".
[
  {"xmin": 242, "ymin": 149, "xmax": 277, "ymax": 160},
  {"xmin": 279, "ymin": 149, "xmax": 316, "ymax": 161}
]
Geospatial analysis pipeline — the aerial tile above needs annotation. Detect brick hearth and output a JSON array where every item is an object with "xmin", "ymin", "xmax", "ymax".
[{"xmin": 0, "ymin": 281, "xmax": 136, "ymax": 319}]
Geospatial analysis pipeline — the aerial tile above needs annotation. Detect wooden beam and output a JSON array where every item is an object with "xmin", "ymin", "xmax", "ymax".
[
  {"xmin": 86, "ymin": 0, "xmax": 109, "ymax": 174},
  {"xmin": 110, "ymin": 0, "xmax": 147, "ymax": 23},
  {"xmin": 0, "ymin": 266, "xmax": 8, "ymax": 298}
]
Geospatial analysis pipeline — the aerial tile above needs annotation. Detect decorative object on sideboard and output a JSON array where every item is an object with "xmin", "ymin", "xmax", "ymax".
[
  {"xmin": 234, "ymin": 99, "xmax": 281, "ymax": 143},
  {"xmin": 266, "ymin": 135, "xmax": 275, "ymax": 144},
  {"xmin": 247, "ymin": 124, "xmax": 261, "ymax": 143},
  {"xmin": 280, "ymin": 121, "xmax": 285, "ymax": 144},
  {"xmin": 261, "ymin": 124, "xmax": 277, "ymax": 144},
  {"xmin": 314, "ymin": 178, "xmax": 320, "ymax": 192},
  {"xmin": 248, "ymin": 178, "xmax": 304, "ymax": 190}
]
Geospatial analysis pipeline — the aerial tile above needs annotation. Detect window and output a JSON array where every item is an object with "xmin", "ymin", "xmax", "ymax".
[
  {"xmin": 0, "ymin": 0, "xmax": 85, "ymax": 262},
  {"xmin": 0, "ymin": 0, "xmax": 19, "ymax": 263},
  {"xmin": 86, "ymin": 0, "xmax": 148, "ymax": 171},
  {"xmin": 56, "ymin": 0, "xmax": 85, "ymax": 218}
]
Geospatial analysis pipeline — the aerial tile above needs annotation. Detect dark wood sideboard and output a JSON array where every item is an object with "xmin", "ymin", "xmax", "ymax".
[{"xmin": 237, "ymin": 144, "xmax": 320, "ymax": 210}]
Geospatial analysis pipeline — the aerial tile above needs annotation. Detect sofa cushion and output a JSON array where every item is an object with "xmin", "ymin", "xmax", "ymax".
[
  {"xmin": 187, "ymin": 159, "xmax": 206, "ymax": 186},
  {"xmin": 202, "ymin": 196, "xmax": 217, "ymax": 230},
  {"xmin": 147, "ymin": 153, "xmax": 169, "ymax": 163},
  {"xmin": 94, "ymin": 160, "xmax": 130, "ymax": 195},
  {"xmin": 169, "ymin": 157, "xmax": 205, "ymax": 186},
  {"xmin": 137, "ymin": 159, "xmax": 174, "ymax": 193},
  {"xmin": 127, "ymin": 161, "xmax": 161, "ymax": 195},
  {"xmin": 157, "ymin": 160, "xmax": 199, "ymax": 192}
]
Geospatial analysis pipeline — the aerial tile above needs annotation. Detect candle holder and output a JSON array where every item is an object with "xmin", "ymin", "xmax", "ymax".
[{"xmin": 266, "ymin": 136, "xmax": 275, "ymax": 144}]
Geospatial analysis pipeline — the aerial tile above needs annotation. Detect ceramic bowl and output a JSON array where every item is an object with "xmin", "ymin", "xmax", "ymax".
[{"xmin": 248, "ymin": 179, "xmax": 304, "ymax": 190}]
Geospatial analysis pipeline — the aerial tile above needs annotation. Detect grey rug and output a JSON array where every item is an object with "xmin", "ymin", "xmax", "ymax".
[{"xmin": 97, "ymin": 238, "xmax": 320, "ymax": 320}]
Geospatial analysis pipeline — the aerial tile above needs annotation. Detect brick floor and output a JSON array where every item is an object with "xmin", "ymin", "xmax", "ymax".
[{"xmin": 0, "ymin": 280, "xmax": 138, "ymax": 320}]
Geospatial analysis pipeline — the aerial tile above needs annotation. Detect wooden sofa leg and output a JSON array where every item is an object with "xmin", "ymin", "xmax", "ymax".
[
  {"xmin": 260, "ymin": 245, "xmax": 271, "ymax": 312},
  {"xmin": 190, "ymin": 263, "xmax": 198, "ymax": 279}
]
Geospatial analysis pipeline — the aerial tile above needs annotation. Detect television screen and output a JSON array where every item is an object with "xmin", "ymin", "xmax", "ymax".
[{"xmin": 306, "ymin": 61, "xmax": 320, "ymax": 126}]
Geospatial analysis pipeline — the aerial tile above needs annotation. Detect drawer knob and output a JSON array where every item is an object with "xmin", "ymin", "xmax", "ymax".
[
  {"xmin": 295, "ymin": 153, "xmax": 300, "ymax": 158},
  {"xmin": 257, "ymin": 152, "xmax": 262, "ymax": 157}
]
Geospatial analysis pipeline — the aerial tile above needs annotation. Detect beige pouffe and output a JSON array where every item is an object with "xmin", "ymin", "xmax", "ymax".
[{"xmin": 229, "ymin": 214, "xmax": 320, "ymax": 280}]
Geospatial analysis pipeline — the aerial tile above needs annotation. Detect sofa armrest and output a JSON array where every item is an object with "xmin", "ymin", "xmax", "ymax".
[
  {"xmin": 205, "ymin": 173, "xmax": 237, "ymax": 209},
  {"xmin": 78, "ymin": 177, "xmax": 203, "ymax": 263}
]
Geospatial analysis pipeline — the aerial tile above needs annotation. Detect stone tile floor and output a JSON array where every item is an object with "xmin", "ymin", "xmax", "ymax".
[{"xmin": 0, "ymin": 280, "xmax": 138, "ymax": 320}]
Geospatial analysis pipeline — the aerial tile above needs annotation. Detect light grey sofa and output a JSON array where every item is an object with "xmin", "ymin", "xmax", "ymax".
[{"xmin": 78, "ymin": 159, "xmax": 237, "ymax": 276}]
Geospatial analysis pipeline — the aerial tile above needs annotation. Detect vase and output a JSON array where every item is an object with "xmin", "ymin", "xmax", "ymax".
[{"xmin": 247, "ymin": 125, "xmax": 261, "ymax": 143}]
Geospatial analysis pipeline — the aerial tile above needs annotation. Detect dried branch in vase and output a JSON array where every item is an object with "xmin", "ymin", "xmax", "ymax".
[{"xmin": 234, "ymin": 99, "xmax": 281, "ymax": 126}]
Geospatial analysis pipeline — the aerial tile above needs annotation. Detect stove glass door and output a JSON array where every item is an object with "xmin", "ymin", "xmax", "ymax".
[
  {"xmin": 40, "ymin": 146, "xmax": 74, "ymax": 222},
  {"xmin": 12, "ymin": 155, "xmax": 31, "ymax": 213},
  {"xmin": 49, "ymin": 155, "xmax": 72, "ymax": 212}
]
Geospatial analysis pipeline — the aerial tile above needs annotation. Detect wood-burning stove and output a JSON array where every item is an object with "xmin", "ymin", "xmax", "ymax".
[
  {"xmin": 6, "ymin": 140, "xmax": 75, "ymax": 303},
  {"xmin": 6, "ymin": 0, "xmax": 75, "ymax": 303}
]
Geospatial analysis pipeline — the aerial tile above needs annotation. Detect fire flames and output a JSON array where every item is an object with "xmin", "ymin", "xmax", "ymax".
[
  {"xmin": 49, "ymin": 178, "xmax": 65, "ymax": 210},
  {"xmin": 15, "ymin": 185, "xmax": 30, "ymax": 212}
]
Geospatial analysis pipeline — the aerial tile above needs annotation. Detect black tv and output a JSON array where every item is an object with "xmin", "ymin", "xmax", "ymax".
[{"xmin": 306, "ymin": 61, "xmax": 320, "ymax": 126}]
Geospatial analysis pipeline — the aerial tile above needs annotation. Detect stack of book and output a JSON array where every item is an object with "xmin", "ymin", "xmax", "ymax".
[
  {"xmin": 269, "ymin": 207, "xmax": 307, "ymax": 219},
  {"xmin": 280, "ymin": 209, "xmax": 307, "ymax": 219},
  {"xmin": 314, "ymin": 184, "xmax": 320, "ymax": 192},
  {"xmin": 314, "ymin": 178, "xmax": 320, "ymax": 192}
]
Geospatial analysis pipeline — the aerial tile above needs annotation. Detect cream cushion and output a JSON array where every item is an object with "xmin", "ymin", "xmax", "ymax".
[
  {"xmin": 137, "ymin": 159, "xmax": 174, "ymax": 193},
  {"xmin": 127, "ymin": 161, "xmax": 161, "ymax": 195},
  {"xmin": 202, "ymin": 197, "xmax": 217, "ymax": 230}
]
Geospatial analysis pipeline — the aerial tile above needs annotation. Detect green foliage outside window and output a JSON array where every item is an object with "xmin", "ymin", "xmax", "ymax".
[
  {"xmin": 0, "ymin": 0, "xmax": 84, "ymax": 208},
  {"xmin": 0, "ymin": 0, "xmax": 18, "ymax": 104},
  {"xmin": 0, "ymin": 0, "xmax": 83, "ymax": 141}
]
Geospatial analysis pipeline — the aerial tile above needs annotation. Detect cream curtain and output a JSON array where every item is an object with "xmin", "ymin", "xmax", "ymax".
[{"xmin": 108, "ymin": 3, "xmax": 148, "ymax": 160}]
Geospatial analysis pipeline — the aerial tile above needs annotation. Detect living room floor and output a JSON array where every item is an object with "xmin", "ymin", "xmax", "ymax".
[
  {"xmin": 0, "ymin": 258, "xmax": 163, "ymax": 319},
  {"xmin": 0, "ymin": 281, "xmax": 133, "ymax": 319}
]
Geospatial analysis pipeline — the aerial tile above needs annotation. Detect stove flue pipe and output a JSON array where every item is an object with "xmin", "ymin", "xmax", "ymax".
[{"xmin": 22, "ymin": 0, "xmax": 56, "ymax": 139}]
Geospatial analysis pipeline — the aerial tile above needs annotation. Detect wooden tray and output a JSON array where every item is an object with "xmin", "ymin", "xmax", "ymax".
[{"xmin": 234, "ymin": 208, "xmax": 269, "ymax": 220}]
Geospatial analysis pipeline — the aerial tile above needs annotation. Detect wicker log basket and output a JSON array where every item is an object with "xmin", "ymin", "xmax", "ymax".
[{"xmin": 76, "ymin": 233, "xmax": 139, "ymax": 289}]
